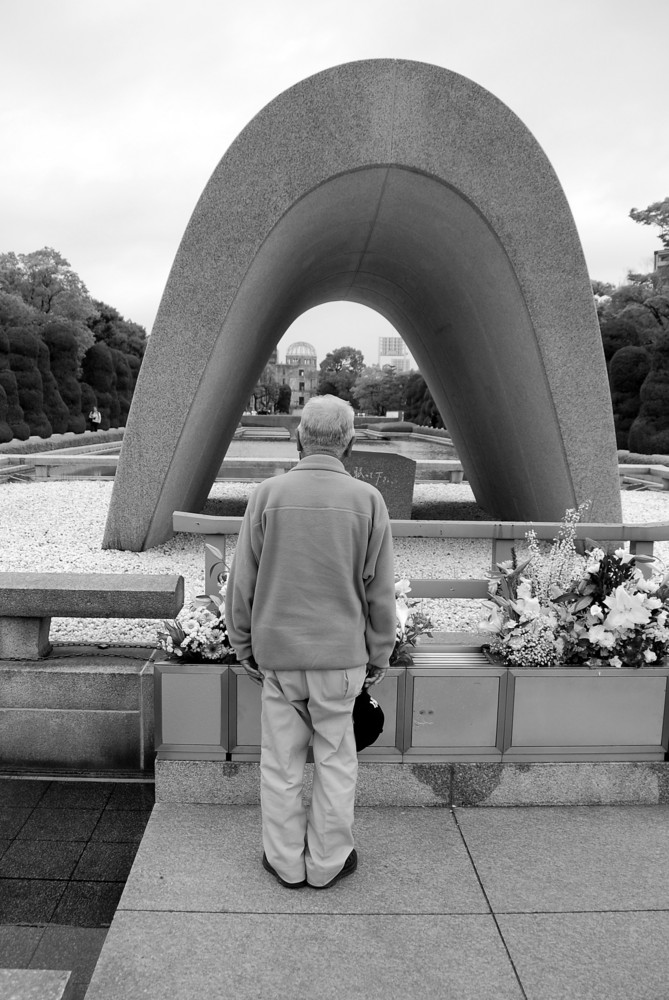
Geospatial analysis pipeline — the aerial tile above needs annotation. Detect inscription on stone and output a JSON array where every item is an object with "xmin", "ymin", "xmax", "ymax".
[{"xmin": 343, "ymin": 450, "xmax": 416, "ymax": 519}]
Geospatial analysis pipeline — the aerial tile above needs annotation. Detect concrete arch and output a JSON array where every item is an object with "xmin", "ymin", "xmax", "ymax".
[{"xmin": 104, "ymin": 59, "xmax": 620, "ymax": 551}]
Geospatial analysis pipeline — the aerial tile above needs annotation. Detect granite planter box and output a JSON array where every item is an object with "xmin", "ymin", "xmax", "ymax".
[
  {"xmin": 227, "ymin": 665, "xmax": 405, "ymax": 762},
  {"xmin": 502, "ymin": 664, "xmax": 669, "ymax": 761},
  {"xmin": 154, "ymin": 661, "xmax": 229, "ymax": 760}
]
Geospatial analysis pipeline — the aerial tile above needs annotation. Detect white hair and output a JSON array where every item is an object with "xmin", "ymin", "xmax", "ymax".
[{"xmin": 298, "ymin": 395, "xmax": 355, "ymax": 455}]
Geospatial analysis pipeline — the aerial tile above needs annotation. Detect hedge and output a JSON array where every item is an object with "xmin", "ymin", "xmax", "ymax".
[{"xmin": 6, "ymin": 329, "xmax": 51, "ymax": 438}]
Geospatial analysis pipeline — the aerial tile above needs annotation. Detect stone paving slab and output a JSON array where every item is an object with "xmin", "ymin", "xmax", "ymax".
[
  {"xmin": 0, "ymin": 925, "xmax": 44, "ymax": 967},
  {"xmin": 85, "ymin": 911, "xmax": 524, "ymax": 1000},
  {"xmin": 118, "ymin": 804, "xmax": 489, "ymax": 914},
  {"xmin": 498, "ymin": 911, "xmax": 669, "ymax": 1000},
  {"xmin": 0, "ymin": 968, "xmax": 72, "ymax": 1000},
  {"xmin": 455, "ymin": 805, "xmax": 669, "ymax": 912},
  {"xmin": 30, "ymin": 926, "xmax": 108, "ymax": 987}
]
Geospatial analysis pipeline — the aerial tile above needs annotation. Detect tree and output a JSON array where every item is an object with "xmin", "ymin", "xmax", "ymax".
[
  {"xmin": 251, "ymin": 371, "xmax": 280, "ymax": 413},
  {"xmin": 403, "ymin": 372, "xmax": 445, "ymax": 427},
  {"xmin": 0, "ymin": 382, "xmax": 12, "ymax": 443},
  {"xmin": 609, "ymin": 346, "xmax": 651, "ymax": 449},
  {"xmin": 81, "ymin": 342, "xmax": 117, "ymax": 430},
  {"xmin": 629, "ymin": 335, "xmax": 669, "ymax": 454},
  {"xmin": 0, "ymin": 289, "xmax": 43, "ymax": 335},
  {"xmin": 352, "ymin": 365, "xmax": 410, "ymax": 415},
  {"xmin": 37, "ymin": 340, "xmax": 70, "ymax": 434},
  {"xmin": 600, "ymin": 317, "xmax": 640, "ymax": 365},
  {"xmin": 111, "ymin": 349, "xmax": 133, "ymax": 425},
  {"xmin": 7, "ymin": 329, "xmax": 52, "ymax": 438},
  {"xmin": 595, "ymin": 271, "xmax": 669, "ymax": 363},
  {"xmin": 630, "ymin": 197, "xmax": 669, "ymax": 249},
  {"xmin": 0, "ymin": 329, "xmax": 29, "ymax": 440},
  {"xmin": 0, "ymin": 248, "xmax": 96, "ymax": 360},
  {"xmin": 318, "ymin": 346, "xmax": 365, "ymax": 402},
  {"xmin": 88, "ymin": 300, "xmax": 147, "ymax": 359},
  {"xmin": 42, "ymin": 322, "xmax": 86, "ymax": 433},
  {"xmin": 275, "ymin": 384, "xmax": 292, "ymax": 413}
]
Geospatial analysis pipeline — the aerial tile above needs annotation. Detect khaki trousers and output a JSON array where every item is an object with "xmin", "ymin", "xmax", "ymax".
[{"xmin": 260, "ymin": 665, "xmax": 367, "ymax": 887}]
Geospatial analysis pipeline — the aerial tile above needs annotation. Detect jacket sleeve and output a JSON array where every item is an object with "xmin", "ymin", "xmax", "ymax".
[
  {"xmin": 362, "ymin": 498, "xmax": 397, "ymax": 669},
  {"xmin": 224, "ymin": 502, "xmax": 260, "ymax": 662}
]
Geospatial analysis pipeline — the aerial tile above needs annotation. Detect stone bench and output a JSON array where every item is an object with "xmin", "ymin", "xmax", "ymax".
[
  {"xmin": 0, "ymin": 572, "xmax": 184, "ymax": 659},
  {"xmin": 0, "ymin": 572, "xmax": 184, "ymax": 775}
]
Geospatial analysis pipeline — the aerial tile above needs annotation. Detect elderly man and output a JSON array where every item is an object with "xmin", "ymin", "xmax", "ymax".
[{"xmin": 225, "ymin": 395, "xmax": 396, "ymax": 889}]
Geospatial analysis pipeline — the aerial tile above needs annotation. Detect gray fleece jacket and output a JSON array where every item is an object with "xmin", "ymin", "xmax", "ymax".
[{"xmin": 224, "ymin": 454, "xmax": 397, "ymax": 671}]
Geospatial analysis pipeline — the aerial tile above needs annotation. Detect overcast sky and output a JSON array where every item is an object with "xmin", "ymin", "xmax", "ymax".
[{"xmin": 2, "ymin": 0, "xmax": 667, "ymax": 365}]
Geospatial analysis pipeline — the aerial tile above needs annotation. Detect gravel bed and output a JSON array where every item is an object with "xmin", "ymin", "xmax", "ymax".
[{"xmin": 3, "ymin": 479, "xmax": 669, "ymax": 647}]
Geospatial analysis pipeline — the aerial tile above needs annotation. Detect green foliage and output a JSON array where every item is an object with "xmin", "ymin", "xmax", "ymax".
[
  {"xmin": 37, "ymin": 339, "xmax": 69, "ymax": 434},
  {"xmin": 630, "ymin": 197, "xmax": 669, "ymax": 249},
  {"xmin": 88, "ymin": 300, "xmax": 147, "ymax": 359},
  {"xmin": 351, "ymin": 365, "xmax": 410, "ymax": 415},
  {"xmin": 6, "ymin": 329, "xmax": 52, "ymax": 438},
  {"xmin": 125, "ymin": 354, "xmax": 141, "ymax": 391},
  {"xmin": 607, "ymin": 272, "xmax": 669, "ymax": 335},
  {"xmin": 0, "ymin": 328, "xmax": 29, "ymax": 440},
  {"xmin": 600, "ymin": 317, "xmax": 640, "ymax": 364},
  {"xmin": 79, "ymin": 381, "xmax": 97, "ymax": 418},
  {"xmin": 41, "ymin": 323, "xmax": 86, "ymax": 433},
  {"xmin": 608, "ymin": 346, "xmax": 651, "ymax": 449},
  {"xmin": 318, "ymin": 346, "xmax": 365, "ymax": 402},
  {"xmin": 628, "ymin": 335, "xmax": 669, "ymax": 454},
  {"xmin": 0, "ymin": 383, "xmax": 12, "ymax": 443},
  {"xmin": 275, "ymin": 383, "xmax": 292, "ymax": 413},
  {"xmin": 111, "ymin": 349, "xmax": 133, "ymax": 425},
  {"xmin": 403, "ymin": 372, "xmax": 444, "ymax": 427},
  {"xmin": 0, "ymin": 248, "xmax": 96, "ymax": 360},
  {"xmin": 81, "ymin": 342, "xmax": 117, "ymax": 430}
]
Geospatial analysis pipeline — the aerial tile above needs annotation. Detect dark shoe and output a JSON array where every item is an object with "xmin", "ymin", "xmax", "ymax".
[
  {"xmin": 262, "ymin": 853, "xmax": 307, "ymax": 889},
  {"xmin": 309, "ymin": 849, "xmax": 358, "ymax": 890}
]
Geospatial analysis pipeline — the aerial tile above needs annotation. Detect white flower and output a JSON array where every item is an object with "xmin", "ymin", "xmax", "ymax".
[
  {"xmin": 614, "ymin": 548, "xmax": 634, "ymax": 564},
  {"xmin": 604, "ymin": 586, "xmax": 652, "ymax": 630},
  {"xmin": 479, "ymin": 604, "xmax": 504, "ymax": 633},
  {"xmin": 643, "ymin": 649, "xmax": 657, "ymax": 663},
  {"xmin": 587, "ymin": 624, "xmax": 616, "ymax": 649},
  {"xmin": 609, "ymin": 656, "xmax": 622, "ymax": 668},
  {"xmin": 395, "ymin": 579, "xmax": 411, "ymax": 597},
  {"xmin": 396, "ymin": 598, "xmax": 411, "ymax": 633}
]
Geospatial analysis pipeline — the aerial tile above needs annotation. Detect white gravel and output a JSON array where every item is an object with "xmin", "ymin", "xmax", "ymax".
[{"xmin": 2, "ymin": 479, "xmax": 669, "ymax": 646}]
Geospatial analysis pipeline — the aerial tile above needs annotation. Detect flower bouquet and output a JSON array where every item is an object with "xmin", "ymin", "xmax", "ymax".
[
  {"xmin": 390, "ymin": 578, "xmax": 433, "ymax": 665},
  {"xmin": 157, "ymin": 584, "xmax": 237, "ymax": 664},
  {"xmin": 479, "ymin": 504, "xmax": 669, "ymax": 669}
]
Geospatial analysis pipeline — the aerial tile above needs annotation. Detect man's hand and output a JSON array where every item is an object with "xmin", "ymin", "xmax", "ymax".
[
  {"xmin": 241, "ymin": 657, "xmax": 263, "ymax": 686},
  {"xmin": 364, "ymin": 665, "xmax": 387, "ymax": 688}
]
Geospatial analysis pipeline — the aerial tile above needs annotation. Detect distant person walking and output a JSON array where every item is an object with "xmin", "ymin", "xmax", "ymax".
[
  {"xmin": 225, "ymin": 394, "xmax": 396, "ymax": 889},
  {"xmin": 88, "ymin": 406, "xmax": 102, "ymax": 432}
]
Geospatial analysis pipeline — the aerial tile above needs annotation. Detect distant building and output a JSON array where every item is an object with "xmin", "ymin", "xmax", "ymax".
[
  {"xmin": 378, "ymin": 335, "xmax": 414, "ymax": 372},
  {"xmin": 655, "ymin": 248, "xmax": 669, "ymax": 282},
  {"xmin": 274, "ymin": 341, "xmax": 319, "ymax": 410}
]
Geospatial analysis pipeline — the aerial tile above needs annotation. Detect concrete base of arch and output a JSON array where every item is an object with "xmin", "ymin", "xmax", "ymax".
[{"xmin": 103, "ymin": 59, "xmax": 620, "ymax": 551}]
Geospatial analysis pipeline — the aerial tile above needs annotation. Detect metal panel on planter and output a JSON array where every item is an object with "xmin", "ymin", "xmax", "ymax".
[
  {"xmin": 228, "ymin": 666, "xmax": 263, "ymax": 761},
  {"xmin": 358, "ymin": 667, "xmax": 404, "ymax": 761},
  {"xmin": 503, "ymin": 667, "xmax": 669, "ymax": 761},
  {"xmin": 403, "ymin": 646, "xmax": 507, "ymax": 761},
  {"xmin": 228, "ymin": 665, "xmax": 404, "ymax": 762},
  {"xmin": 154, "ymin": 662, "xmax": 228, "ymax": 759}
]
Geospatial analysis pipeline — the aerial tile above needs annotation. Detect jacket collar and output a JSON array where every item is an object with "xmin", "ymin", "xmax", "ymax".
[{"xmin": 290, "ymin": 454, "xmax": 349, "ymax": 474}]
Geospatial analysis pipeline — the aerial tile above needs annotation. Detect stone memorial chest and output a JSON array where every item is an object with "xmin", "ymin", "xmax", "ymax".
[{"xmin": 343, "ymin": 450, "xmax": 416, "ymax": 518}]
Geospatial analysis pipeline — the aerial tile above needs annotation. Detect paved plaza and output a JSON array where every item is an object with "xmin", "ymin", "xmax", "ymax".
[{"xmin": 80, "ymin": 799, "xmax": 669, "ymax": 999}]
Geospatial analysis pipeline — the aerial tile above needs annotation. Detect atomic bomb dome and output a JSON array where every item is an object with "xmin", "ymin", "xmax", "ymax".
[{"xmin": 285, "ymin": 341, "xmax": 317, "ymax": 365}]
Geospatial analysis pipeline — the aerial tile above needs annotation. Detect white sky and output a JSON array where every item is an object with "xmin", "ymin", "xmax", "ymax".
[{"xmin": 1, "ymin": 0, "xmax": 667, "ymax": 366}]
